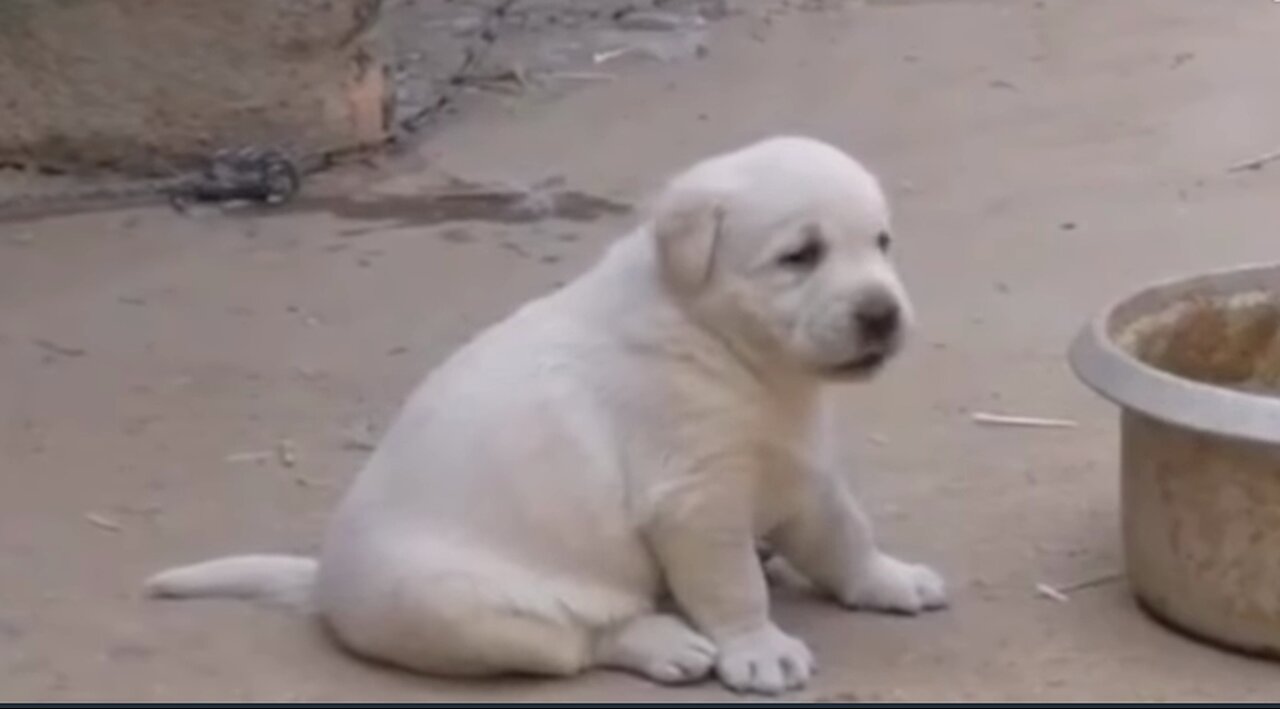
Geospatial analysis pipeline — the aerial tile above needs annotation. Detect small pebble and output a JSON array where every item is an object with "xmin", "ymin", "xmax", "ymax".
[{"xmin": 277, "ymin": 439, "xmax": 299, "ymax": 468}]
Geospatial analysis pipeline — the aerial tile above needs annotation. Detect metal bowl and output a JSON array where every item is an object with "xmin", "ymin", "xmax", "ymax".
[{"xmin": 1070, "ymin": 262, "xmax": 1280, "ymax": 656}]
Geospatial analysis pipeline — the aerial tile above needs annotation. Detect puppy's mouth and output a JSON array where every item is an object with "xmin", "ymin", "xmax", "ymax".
[{"xmin": 825, "ymin": 349, "xmax": 892, "ymax": 378}]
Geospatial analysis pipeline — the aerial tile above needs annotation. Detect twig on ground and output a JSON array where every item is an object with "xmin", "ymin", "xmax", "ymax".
[
  {"xmin": 1035, "ymin": 582, "xmax": 1070, "ymax": 603},
  {"xmin": 225, "ymin": 450, "xmax": 273, "ymax": 464},
  {"xmin": 85, "ymin": 513, "xmax": 122, "ymax": 532},
  {"xmin": 1037, "ymin": 571, "xmax": 1123, "ymax": 603},
  {"xmin": 971, "ymin": 412, "xmax": 1079, "ymax": 429},
  {"xmin": 593, "ymin": 47, "xmax": 641, "ymax": 64},
  {"xmin": 1056, "ymin": 571, "xmax": 1123, "ymax": 594},
  {"xmin": 1227, "ymin": 148, "xmax": 1280, "ymax": 173}
]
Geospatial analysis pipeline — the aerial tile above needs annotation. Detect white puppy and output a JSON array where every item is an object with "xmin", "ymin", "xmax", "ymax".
[{"xmin": 145, "ymin": 136, "xmax": 946, "ymax": 695}]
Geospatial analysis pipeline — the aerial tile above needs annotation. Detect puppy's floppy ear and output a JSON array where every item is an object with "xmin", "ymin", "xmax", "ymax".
[{"xmin": 652, "ymin": 187, "xmax": 725, "ymax": 294}]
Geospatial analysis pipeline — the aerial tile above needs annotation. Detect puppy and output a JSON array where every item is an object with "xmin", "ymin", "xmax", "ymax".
[{"xmin": 145, "ymin": 136, "xmax": 946, "ymax": 695}]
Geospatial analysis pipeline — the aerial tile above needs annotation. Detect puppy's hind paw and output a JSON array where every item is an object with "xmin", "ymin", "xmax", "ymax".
[
  {"xmin": 842, "ymin": 553, "xmax": 947, "ymax": 615},
  {"xmin": 595, "ymin": 614, "xmax": 716, "ymax": 685}
]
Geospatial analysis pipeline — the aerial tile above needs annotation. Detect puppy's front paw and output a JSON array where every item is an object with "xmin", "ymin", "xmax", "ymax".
[
  {"xmin": 842, "ymin": 552, "xmax": 947, "ymax": 614},
  {"xmin": 715, "ymin": 624, "xmax": 814, "ymax": 695}
]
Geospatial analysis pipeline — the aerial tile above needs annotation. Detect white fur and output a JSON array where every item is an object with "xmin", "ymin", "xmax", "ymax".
[
  {"xmin": 145, "ymin": 136, "xmax": 946, "ymax": 695},
  {"xmin": 145, "ymin": 555, "xmax": 317, "ymax": 610}
]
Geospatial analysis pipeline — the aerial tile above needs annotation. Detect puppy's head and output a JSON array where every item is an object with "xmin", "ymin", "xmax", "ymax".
[{"xmin": 652, "ymin": 136, "xmax": 912, "ymax": 380}]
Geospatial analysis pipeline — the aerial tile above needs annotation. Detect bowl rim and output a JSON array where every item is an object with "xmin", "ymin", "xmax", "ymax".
[{"xmin": 1069, "ymin": 261, "xmax": 1280, "ymax": 445}]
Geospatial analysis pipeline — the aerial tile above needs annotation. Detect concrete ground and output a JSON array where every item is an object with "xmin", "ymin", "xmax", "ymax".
[{"xmin": 5, "ymin": 0, "xmax": 1280, "ymax": 701}]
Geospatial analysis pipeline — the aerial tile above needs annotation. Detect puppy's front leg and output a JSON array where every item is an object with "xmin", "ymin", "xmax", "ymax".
[
  {"xmin": 772, "ymin": 470, "xmax": 946, "ymax": 614},
  {"xmin": 647, "ymin": 482, "xmax": 814, "ymax": 695}
]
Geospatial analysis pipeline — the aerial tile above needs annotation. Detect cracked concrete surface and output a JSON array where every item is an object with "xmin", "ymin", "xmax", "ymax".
[
  {"xmin": 383, "ymin": 0, "xmax": 735, "ymax": 133},
  {"xmin": 5, "ymin": 0, "xmax": 1280, "ymax": 701}
]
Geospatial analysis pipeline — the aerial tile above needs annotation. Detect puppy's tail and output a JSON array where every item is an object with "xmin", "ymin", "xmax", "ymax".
[{"xmin": 144, "ymin": 554, "xmax": 318, "ymax": 611}]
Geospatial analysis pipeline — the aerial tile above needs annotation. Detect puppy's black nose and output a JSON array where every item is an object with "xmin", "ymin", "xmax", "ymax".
[{"xmin": 855, "ymin": 295, "xmax": 900, "ymax": 341}]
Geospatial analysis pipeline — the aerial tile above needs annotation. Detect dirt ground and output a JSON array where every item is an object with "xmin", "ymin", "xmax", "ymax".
[{"xmin": 6, "ymin": 0, "xmax": 1280, "ymax": 701}]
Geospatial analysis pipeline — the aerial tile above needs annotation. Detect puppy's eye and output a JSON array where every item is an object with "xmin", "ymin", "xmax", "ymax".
[
  {"xmin": 876, "ymin": 231, "xmax": 892, "ymax": 253},
  {"xmin": 777, "ymin": 238, "xmax": 825, "ymax": 270}
]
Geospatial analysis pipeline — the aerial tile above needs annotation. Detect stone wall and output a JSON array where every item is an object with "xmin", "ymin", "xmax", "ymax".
[{"xmin": 0, "ymin": 0, "xmax": 388, "ymax": 175}]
